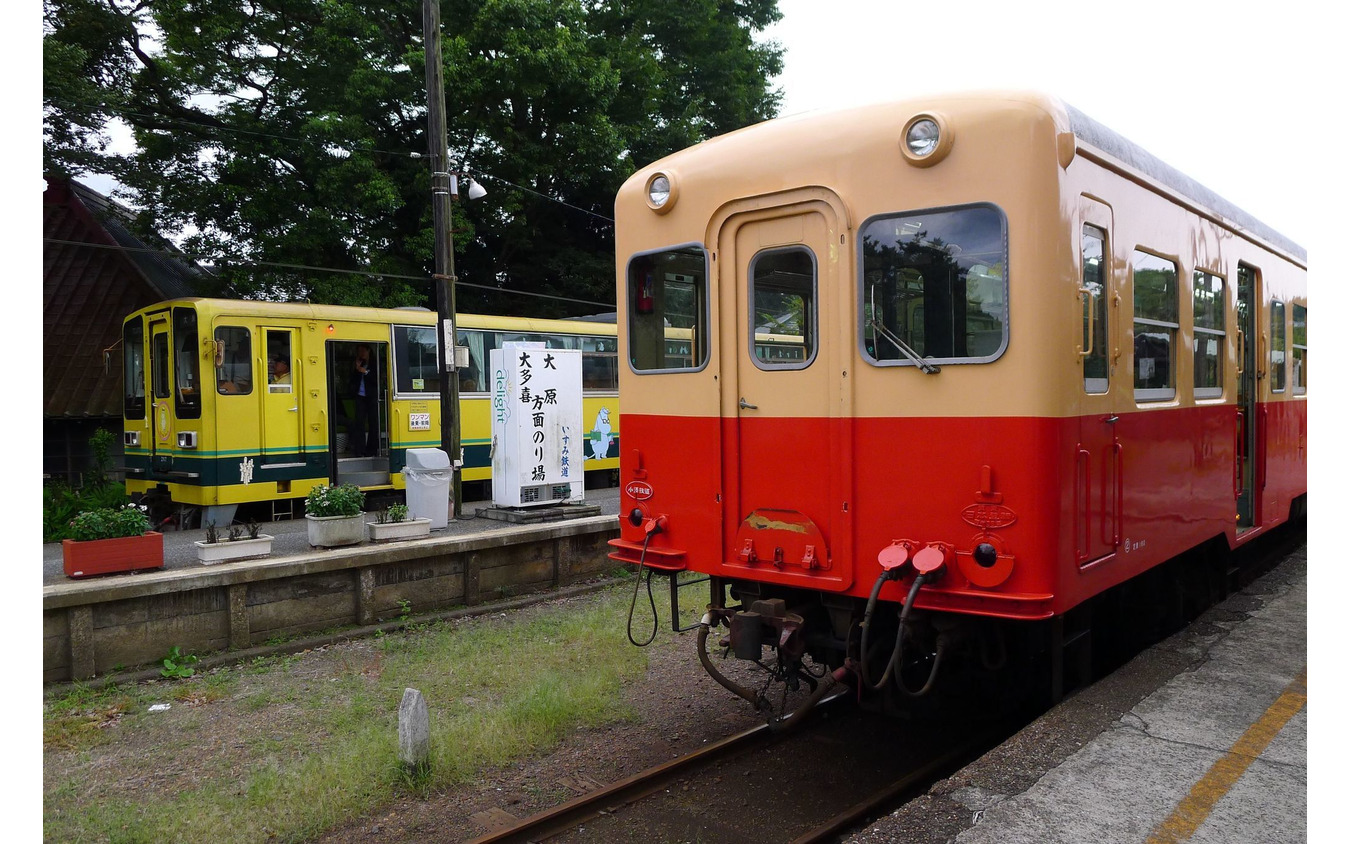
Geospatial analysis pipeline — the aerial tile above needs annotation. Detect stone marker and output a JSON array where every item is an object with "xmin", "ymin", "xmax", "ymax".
[{"xmin": 398, "ymin": 687, "xmax": 431, "ymax": 769}]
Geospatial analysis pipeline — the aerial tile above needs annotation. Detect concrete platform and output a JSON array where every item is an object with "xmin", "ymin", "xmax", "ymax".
[
  {"xmin": 849, "ymin": 544, "xmax": 1308, "ymax": 844},
  {"xmin": 41, "ymin": 489, "xmax": 623, "ymax": 683}
]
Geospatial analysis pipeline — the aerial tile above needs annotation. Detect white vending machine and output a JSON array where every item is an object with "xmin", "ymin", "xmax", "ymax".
[{"xmin": 489, "ymin": 342, "xmax": 585, "ymax": 507}]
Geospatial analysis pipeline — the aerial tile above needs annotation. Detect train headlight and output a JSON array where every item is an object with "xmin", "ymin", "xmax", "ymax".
[
  {"xmin": 901, "ymin": 113, "xmax": 953, "ymax": 166},
  {"xmin": 645, "ymin": 171, "xmax": 678, "ymax": 213},
  {"xmin": 906, "ymin": 119, "xmax": 940, "ymax": 156},
  {"xmin": 177, "ymin": 431, "xmax": 198, "ymax": 449},
  {"xmin": 124, "ymin": 431, "xmax": 140, "ymax": 447}
]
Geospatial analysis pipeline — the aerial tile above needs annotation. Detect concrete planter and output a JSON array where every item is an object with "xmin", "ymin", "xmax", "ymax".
[
  {"xmin": 194, "ymin": 535, "xmax": 274, "ymax": 564},
  {"xmin": 62, "ymin": 532, "xmax": 164, "ymax": 578},
  {"xmin": 368, "ymin": 517, "xmax": 432, "ymax": 543},
  {"xmin": 305, "ymin": 513, "xmax": 365, "ymax": 548}
]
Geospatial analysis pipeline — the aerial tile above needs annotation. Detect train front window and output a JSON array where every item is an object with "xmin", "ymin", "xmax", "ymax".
[
  {"xmin": 860, "ymin": 204, "xmax": 1007, "ymax": 366},
  {"xmin": 751, "ymin": 247, "xmax": 816, "ymax": 369},
  {"xmin": 1132, "ymin": 251, "xmax": 1178, "ymax": 402},
  {"xmin": 627, "ymin": 245, "xmax": 709, "ymax": 372},
  {"xmin": 173, "ymin": 307, "xmax": 202, "ymax": 418},
  {"xmin": 123, "ymin": 318, "xmax": 145, "ymax": 419},
  {"xmin": 393, "ymin": 325, "xmax": 440, "ymax": 396},
  {"xmin": 214, "ymin": 327, "xmax": 253, "ymax": 395}
]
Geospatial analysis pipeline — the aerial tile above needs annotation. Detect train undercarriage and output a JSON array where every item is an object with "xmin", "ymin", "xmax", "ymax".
[{"xmin": 684, "ymin": 520, "xmax": 1302, "ymax": 727}]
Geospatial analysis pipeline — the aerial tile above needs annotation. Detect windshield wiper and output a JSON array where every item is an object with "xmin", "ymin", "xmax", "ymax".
[{"xmin": 867, "ymin": 317, "xmax": 941, "ymax": 374}]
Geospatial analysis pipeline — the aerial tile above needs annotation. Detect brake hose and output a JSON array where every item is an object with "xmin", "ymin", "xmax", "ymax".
[
  {"xmin": 894, "ymin": 573, "xmax": 944, "ymax": 698},
  {"xmin": 626, "ymin": 530, "xmax": 659, "ymax": 647},
  {"xmin": 860, "ymin": 571, "xmax": 940, "ymax": 695}
]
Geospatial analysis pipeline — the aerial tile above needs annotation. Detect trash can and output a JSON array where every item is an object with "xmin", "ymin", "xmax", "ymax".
[{"xmin": 403, "ymin": 448, "xmax": 452, "ymax": 530}]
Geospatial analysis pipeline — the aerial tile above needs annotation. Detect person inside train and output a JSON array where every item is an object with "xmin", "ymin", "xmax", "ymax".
[
  {"xmin": 269, "ymin": 355, "xmax": 291, "ymax": 385},
  {"xmin": 350, "ymin": 344, "xmax": 379, "ymax": 456}
]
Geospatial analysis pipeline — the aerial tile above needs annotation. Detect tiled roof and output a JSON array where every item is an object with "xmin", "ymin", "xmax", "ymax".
[{"xmin": 43, "ymin": 178, "xmax": 212, "ymax": 419}]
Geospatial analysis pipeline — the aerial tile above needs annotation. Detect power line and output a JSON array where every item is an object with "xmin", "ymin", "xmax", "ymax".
[
  {"xmin": 49, "ymin": 96, "xmax": 617, "ymax": 224},
  {"xmin": 475, "ymin": 174, "xmax": 614, "ymax": 224},
  {"xmin": 42, "ymin": 237, "xmax": 616, "ymax": 310}
]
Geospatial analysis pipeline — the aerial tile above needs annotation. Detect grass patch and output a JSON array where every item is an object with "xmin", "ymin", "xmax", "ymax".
[{"xmin": 44, "ymin": 585, "xmax": 654, "ymax": 842}]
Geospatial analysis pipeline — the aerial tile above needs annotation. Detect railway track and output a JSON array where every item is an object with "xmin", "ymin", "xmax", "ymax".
[
  {"xmin": 466, "ymin": 530, "xmax": 1304, "ymax": 844},
  {"xmin": 466, "ymin": 690, "xmax": 1010, "ymax": 844}
]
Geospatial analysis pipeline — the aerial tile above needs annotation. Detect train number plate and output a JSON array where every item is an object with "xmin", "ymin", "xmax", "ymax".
[{"xmin": 409, "ymin": 412, "xmax": 431, "ymax": 431}]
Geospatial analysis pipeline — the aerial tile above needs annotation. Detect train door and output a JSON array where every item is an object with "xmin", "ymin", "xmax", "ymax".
[
  {"xmin": 716, "ymin": 191, "xmax": 852, "ymax": 589},
  {"xmin": 261, "ymin": 327, "xmax": 303, "ymax": 465},
  {"xmin": 148, "ymin": 315, "xmax": 173, "ymax": 463},
  {"xmin": 1076, "ymin": 199, "xmax": 1119, "ymax": 566},
  {"xmin": 326, "ymin": 340, "xmax": 390, "ymax": 485},
  {"xmin": 1236, "ymin": 264, "xmax": 1259, "ymax": 530}
]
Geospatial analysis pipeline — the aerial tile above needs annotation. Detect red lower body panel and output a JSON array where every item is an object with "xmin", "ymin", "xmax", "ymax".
[{"xmin": 609, "ymin": 401, "xmax": 1306, "ymax": 620}]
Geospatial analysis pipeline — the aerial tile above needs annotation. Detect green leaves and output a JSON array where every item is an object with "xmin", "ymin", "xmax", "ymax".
[
  {"xmin": 160, "ymin": 646, "xmax": 199, "ymax": 679},
  {"xmin": 67, "ymin": 505, "xmax": 152, "ymax": 542},
  {"xmin": 43, "ymin": 0, "xmax": 784, "ymax": 313},
  {"xmin": 305, "ymin": 483, "xmax": 365, "ymax": 517}
]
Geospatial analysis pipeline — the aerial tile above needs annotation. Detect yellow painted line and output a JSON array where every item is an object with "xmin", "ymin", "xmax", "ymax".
[{"xmin": 1146, "ymin": 668, "xmax": 1307, "ymax": 844}]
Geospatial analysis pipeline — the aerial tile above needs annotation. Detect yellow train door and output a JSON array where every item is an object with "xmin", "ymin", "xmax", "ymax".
[
  {"xmin": 148, "ymin": 316, "xmax": 173, "ymax": 460},
  {"xmin": 261, "ymin": 327, "xmax": 303, "ymax": 465}
]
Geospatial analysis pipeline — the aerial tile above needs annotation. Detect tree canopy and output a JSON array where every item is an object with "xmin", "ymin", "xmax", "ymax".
[{"xmin": 43, "ymin": 0, "xmax": 784, "ymax": 315}]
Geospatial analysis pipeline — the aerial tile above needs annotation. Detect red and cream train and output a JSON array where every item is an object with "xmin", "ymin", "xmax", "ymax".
[{"xmin": 607, "ymin": 91, "xmax": 1307, "ymax": 719}]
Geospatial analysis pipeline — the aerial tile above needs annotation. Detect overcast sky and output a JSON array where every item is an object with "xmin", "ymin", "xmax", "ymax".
[{"xmin": 761, "ymin": 0, "xmax": 1322, "ymax": 247}]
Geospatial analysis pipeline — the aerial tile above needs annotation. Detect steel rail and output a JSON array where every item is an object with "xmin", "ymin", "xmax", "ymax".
[
  {"xmin": 464, "ymin": 721, "xmax": 772, "ymax": 844},
  {"xmin": 788, "ymin": 735, "xmax": 992, "ymax": 844},
  {"xmin": 466, "ymin": 690, "xmax": 852, "ymax": 844}
]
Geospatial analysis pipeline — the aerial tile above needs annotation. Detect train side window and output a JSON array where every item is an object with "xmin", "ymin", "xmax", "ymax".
[
  {"xmin": 750, "ymin": 247, "xmax": 816, "ymax": 369},
  {"xmin": 266, "ymin": 331, "xmax": 293, "ymax": 392},
  {"xmin": 123, "ymin": 317, "xmax": 146, "ymax": 419},
  {"xmin": 860, "ymin": 204, "xmax": 1007, "ymax": 366},
  {"xmin": 1270, "ymin": 301, "xmax": 1286, "ymax": 392},
  {"xmin": 627, "ymin": 244, "xmax": 709, "ymax": 372},
  {"xmin": 1292, "ymin": 304, "xmax": 1306, "ymax": 394},
  {"xmin": 1132, "ymin": 251, "xmax": 1178, "ymax": 402},
  {"xmin": 1193, "ymin": 271, "xmax": 1225, "ymax": 399},
  {"xmin": 392, "ymin": 325, "xmax": 441, "ymax": 395},
  {"xmin": 214, "ymin": 326, "xmax": 253, "ymax": 395},
  {"xmin": 1081, "ymin": 226, "xmax": 1108, "ymax": 393},
  {"xmin": 173, "ymin": 307, "xmax": 202, "ymax": 418},
  {"xmin": 580, "ymin": 335, "xmax": 618, "ymax": 391},
  {"xmin": 460, "ymin": 329, "xmax": 488, "ymax": 393}
]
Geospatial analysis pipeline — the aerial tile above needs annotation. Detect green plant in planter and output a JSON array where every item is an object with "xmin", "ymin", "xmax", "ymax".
[
  {"xmin": 387, "ymin": 503, "xmax": 410, "ymax": 523},
  {"xmin": 306, "ymin": 483, "xmax": 365, "ymax": 517},
  {"xmin": 68, "ymin": 504, "xmax": 151, "ymax": 541},
  {"xmin": 204, "ymin": 522, "xmax": 220, "ymax": 544}
]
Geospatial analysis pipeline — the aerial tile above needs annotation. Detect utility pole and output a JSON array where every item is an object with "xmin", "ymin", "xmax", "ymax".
[{"xmin": 422, "ymin": 0, "xmax": 463, "ymax": 519}]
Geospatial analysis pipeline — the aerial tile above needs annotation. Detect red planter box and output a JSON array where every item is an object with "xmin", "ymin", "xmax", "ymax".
[{"xmin": 62, "ymin": 532, "xmax": 165, "ymax": 578}]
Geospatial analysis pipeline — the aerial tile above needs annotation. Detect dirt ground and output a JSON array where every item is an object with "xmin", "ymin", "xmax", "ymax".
[
  {"xmin": 316, "ymin": 624, "xmax": 769, "ymax": 842},
  {"xmin": 45, "ymin": 589, "xmax": 772, "ymax": 843}
]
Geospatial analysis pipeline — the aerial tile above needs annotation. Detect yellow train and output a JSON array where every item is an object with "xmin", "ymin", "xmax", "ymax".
[{"xmin": 120, "ymin": 299, "xmax": 619, "ymax": 525}]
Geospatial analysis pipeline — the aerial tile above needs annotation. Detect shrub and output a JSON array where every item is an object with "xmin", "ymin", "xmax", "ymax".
[
  {"xmin": 387, "ymin": 503, "xmax": 410, "ymax": 522},
  {"xmin": 68, "ymin": 505, "xmax": 151, "ymax": 542},
  {"xmin": 305, "ymin": 483, "xmax": 365, "ymax": 517}
]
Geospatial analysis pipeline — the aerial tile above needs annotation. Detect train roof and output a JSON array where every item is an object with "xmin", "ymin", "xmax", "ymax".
[
  {"xmin": 126, "ymin": 298, "xmax": 618, "ymax": 333},
  {"xmin": 1063, "ymin": 103, "xmax": 1305, "ymax": 263},
  {"xmin": 626, "ymin": 91, "xmax": 1305, "ymax": 265}
]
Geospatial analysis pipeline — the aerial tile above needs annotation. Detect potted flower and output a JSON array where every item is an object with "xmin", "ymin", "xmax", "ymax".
[
  {"xmin": 368, "ymin": 503, "xmax": 432, "ymax": 542},
  {"xmin": 62, "ymin": 504, "xmax": 164, "ymax": 578},
  {"xmin": 305, "ymin": 483, "xmax": 366, "ymax": 548},
  {"xmin": 194, "ymin": 520, "xmax": 274, "ymax": 564}
]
